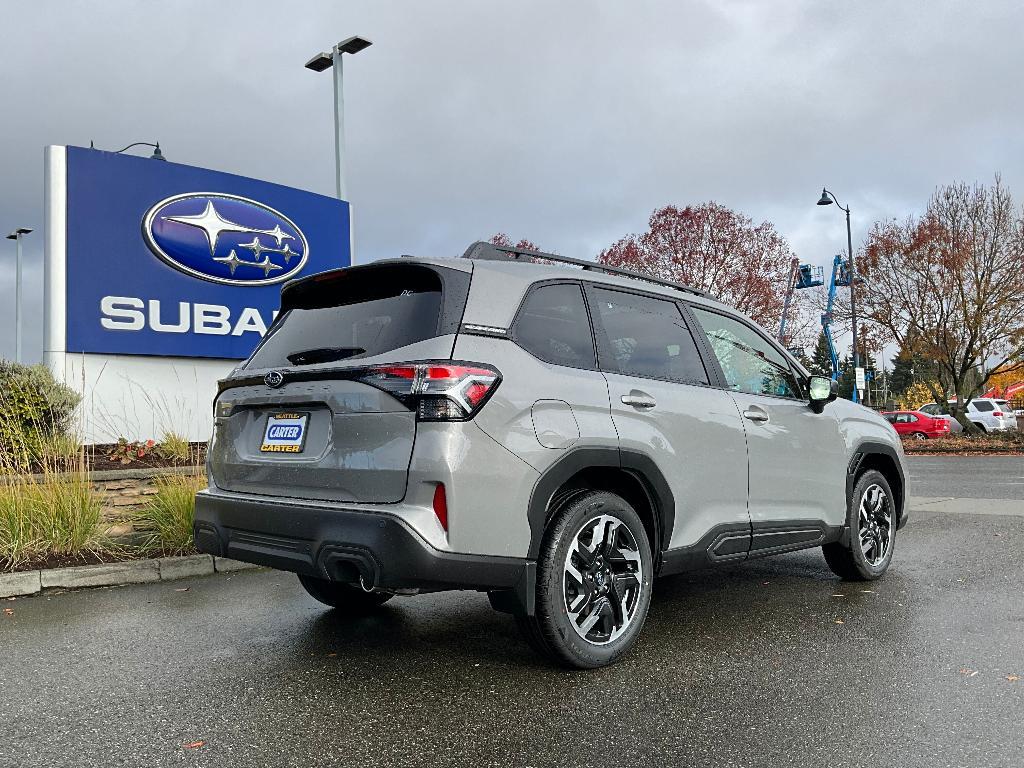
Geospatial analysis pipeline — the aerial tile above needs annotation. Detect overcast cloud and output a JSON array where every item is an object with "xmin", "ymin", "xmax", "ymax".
[{"xmin": 2, "ymin": 0, "xmax": 1023, "ymax": 363}]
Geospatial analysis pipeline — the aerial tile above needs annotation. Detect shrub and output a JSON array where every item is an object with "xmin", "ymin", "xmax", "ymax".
[
  {"xmin": 0, "ymin": 361, "xmax": 81, "ymax": 468},
  {"xmin": 135, "ymin": 471, "xmax": 205, "ymax": 555}
]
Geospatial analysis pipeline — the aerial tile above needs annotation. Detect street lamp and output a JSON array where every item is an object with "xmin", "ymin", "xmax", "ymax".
[
  {"xmin": 112, "ymin": 141, "xmax": 167, "ymax": 160},
  {"xmin": 6, "ymin": 227, "xmax": 32, "ymax": 363},
  {"xmin": 816, "ymin": 187, "xmax": 861, "ymax": 403},
  {"xmin": 305, "ymin": 35, "xmax": 373, "ymax": 203}
]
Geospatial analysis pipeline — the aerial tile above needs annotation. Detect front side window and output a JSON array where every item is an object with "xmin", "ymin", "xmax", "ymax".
[
  {"xmin": 592, "ymin": 288, "xmax": 709, "ymax": 385},
  {"xmin": 690, "ymin": 307, "xmax": 801, "ymax": 399},
  {"xmin": 513, "ymin": 283, "xmax": 596, "ymax": 369}
]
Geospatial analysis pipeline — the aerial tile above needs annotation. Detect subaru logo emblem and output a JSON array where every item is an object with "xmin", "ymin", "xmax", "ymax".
[
  {"xmin": 142, "ymin": 193, "xmax": 309, "ymax": 286},
  {"xmin": 264, "ymin": 371, "xmax": 284, "ymax": 388}
]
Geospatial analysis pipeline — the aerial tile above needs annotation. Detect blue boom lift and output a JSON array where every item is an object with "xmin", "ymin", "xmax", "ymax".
[{"xmin": 778, "ymin": 254, "xmax": 854, "ymax": 383}]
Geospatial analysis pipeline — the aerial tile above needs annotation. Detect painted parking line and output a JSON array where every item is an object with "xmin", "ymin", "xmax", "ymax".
[{"xmin": 909, "ymin": 496, "xmax": 1024, "ymax": 517}]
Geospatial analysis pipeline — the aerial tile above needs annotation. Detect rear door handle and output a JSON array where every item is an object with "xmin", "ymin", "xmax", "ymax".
[
  {"xmin": 743, "ymin": 407, "xmax": 769, "ymax": 423},
  {"xmin": 621, "ymin": 391, "xmax": 656, "ymax": 409}
]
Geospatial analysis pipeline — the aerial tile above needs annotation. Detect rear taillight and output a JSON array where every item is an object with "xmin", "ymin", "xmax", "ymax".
[
  {"xmin": 993, "ymin": 411, "xmax": 1004, "ymax": 417},
  {"xmin": 359, "ymin": 362, "xmax": 500, "ymax": 421}
]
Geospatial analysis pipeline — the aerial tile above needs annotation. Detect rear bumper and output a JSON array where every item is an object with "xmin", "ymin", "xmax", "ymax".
[{"xmin": 193, "ymin": 490, "xmax": 534, "ymax": 611}]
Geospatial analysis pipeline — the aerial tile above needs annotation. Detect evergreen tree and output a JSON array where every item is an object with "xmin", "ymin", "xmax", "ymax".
[
  {"xmin": 836, "ymin": 355, "xmax": 857, "ymax": 400},
  {"xmin": 808, "ymin": 331, "xmax": 834, "ymax": 378},
  {"xmin": 888, "ymin": 348, "xmax": 915, "ymax": 398}
]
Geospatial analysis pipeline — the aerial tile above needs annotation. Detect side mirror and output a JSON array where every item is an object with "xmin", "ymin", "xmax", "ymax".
[{"xmin": 808, "ymin": 376, "xmax": 838, "ymax": 414}]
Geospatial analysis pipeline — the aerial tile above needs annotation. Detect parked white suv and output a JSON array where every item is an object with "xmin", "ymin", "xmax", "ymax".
[{"xmin": 918, "ymin": 398, "xmax": 1018, "ymax": 433}]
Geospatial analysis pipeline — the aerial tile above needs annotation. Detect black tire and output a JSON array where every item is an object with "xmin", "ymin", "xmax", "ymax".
[
  {"xmin": 972, "ymin": 422, "xmax": 987, "ymax": 433},
  {"xmin": 823, "ymin": 469, "xmax": 897, "ymax": 581},
  {"xmin": 911, "ymin": 431, "xmax": 928, "ymax": 440},
  {"xmin": 297, "ymin": 574, "xmax": 393, "ymax": 611},
  {"xmin": 516, "ymin": 491, "xmax": 653, "ymax": 669}
]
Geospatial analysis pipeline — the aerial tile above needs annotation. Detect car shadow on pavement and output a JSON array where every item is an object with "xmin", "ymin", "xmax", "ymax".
[{"xmin": 282, "ymin": 548, "xmax": 893, "ymax": 671}]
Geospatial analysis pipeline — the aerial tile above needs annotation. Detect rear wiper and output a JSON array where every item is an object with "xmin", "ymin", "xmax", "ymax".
[{"xmin": 286, "ymin": 347, "xmax": 366, "ymax": 365}]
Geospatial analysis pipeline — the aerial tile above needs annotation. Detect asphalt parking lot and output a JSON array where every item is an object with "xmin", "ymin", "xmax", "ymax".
[{"xmin": 2, "ymin": 456, "xmax": 1022, "ymax": 768}]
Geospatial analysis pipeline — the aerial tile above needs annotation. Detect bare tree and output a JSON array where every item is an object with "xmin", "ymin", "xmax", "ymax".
[{"xmin": 859, "ymin": 177, "xmax": 1024, "ymax": 431}]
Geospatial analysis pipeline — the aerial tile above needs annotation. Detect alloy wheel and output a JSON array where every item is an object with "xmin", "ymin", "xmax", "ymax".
[
  {"xmin": 858, "ymin": 483, "xmax": 893, "ymax": 567},
  {"xmin": 562, "ymin": 514, "xmax": 644, "ymax": 645}
]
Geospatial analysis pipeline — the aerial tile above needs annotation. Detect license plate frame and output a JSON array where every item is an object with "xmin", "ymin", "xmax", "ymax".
[{"xmin": 260, "ymin": 412, "xmax": 309, "ymax": 454}]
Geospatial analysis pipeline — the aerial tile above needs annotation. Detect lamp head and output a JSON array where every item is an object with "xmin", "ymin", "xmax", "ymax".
[
  {"xmin": 6, "ymin": 228, "xmax": 32, "ymax": 240},
  {"xmin": 337, "ymin": 36, "xmax": 372, "ymax": 55},
  {"xmin": 817, "ymin": 188, "xmax": 833, "ymax": 206},
  {"xmin": 150, "ymin": 143, "xmax": 166, "ymax": 161}
]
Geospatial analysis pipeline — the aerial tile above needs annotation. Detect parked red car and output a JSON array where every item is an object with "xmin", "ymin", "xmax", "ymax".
[{"xmin": 881, "ymin": 410, "xmax": 951, "ymax": 439}]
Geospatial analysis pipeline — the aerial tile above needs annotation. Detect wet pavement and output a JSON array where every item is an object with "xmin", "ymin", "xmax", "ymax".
[
  {"xmin": 2, "ymin": 463, "xmax": 1023, "ymax": 767},
  {"xmin": 906, "ymin": 455, "xmax": 1024, "ymax": 500}
]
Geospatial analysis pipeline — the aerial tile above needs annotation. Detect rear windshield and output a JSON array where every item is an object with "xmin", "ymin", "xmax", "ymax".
[{"xmin": 246, "ymin": 264, "xmax": 447, "ymax": 368}]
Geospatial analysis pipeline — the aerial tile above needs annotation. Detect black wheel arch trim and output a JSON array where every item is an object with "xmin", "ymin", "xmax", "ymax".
[
  {"xmin": 525, "ymin": 447, "xmax": 675, "ymax": 560},
  {"xmin": 848, "ymin": 441, "xmax": 908, "ymax": 529}
]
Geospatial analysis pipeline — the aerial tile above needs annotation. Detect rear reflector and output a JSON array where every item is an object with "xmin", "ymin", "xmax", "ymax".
[{"xmin": 432, "ymin": 483, "xmax": 448, "ymax": 531}]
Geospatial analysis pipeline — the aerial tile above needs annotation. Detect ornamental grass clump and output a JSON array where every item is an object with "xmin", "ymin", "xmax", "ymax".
[
  {"xmin": 0, "ymin": 462, "xmax": 106, "ymax": 570},
  {"xmin": 134, "ymin": 471, "xmax": 205, "ymax": 555}
]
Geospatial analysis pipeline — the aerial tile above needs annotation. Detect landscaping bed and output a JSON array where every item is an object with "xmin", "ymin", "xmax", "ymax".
[
  {"xmin": 20, "ymin": 442, "xmax": 207, "ymax": 475},
  {"xmin": 901, "ymin": 431, "xmax": 1024, "ymax": 455}
]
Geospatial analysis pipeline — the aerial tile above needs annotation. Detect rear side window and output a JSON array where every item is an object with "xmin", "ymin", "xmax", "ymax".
[
  {"xmin": 690, "ymin": 307, "xmax": 801, "ymax": 399},
  {"xmin": 995, "ymin": 400, "xmax": 1010, "ymax": 412},
  {"xmin": 883, "ymin": 413, "xmax": 897, "ymax": 423},
  {"xmin": 513, "ymin": 283, "xmax": 596, "ymax": 368},
  {"xmin": 972, "ymin": 401, "xmax": 994, "ymax": 412},
  {"xmin": 919, "ymin": 404, "xmax": 938, "ymax": 415},
  {"xmin": 247, "ymin": 265, "xmax": 452, "ymax": 368},
  {"xmin": 592, "ymin": 288, "xmax": 709, "ymax": 385}
]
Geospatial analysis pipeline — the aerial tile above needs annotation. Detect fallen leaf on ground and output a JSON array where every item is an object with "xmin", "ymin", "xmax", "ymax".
[
  {"xmin": 958, "ymin": 668, "xmax": 979, "ymax": 677},
  {"xmin": 834, "ymin": 619, "xmax": 844, "ymax": 625},
  {"xmin": 1007, "ymin": 675, "xmax": 1020, "ymax": 682},
  {"xmin": 174, "ymin": 587, "xmax": 190, "ymax": 592},
  {"xmin": 2, "ymin": 608, "xmax": 13, "ymax": 616},
  {"xmin": 184, "ymin": 741, "xmax": 205, "ymax": 749}
]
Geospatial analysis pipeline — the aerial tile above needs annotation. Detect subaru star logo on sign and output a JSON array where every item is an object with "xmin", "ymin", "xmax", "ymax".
[
  {"xmin": 143, "ymin": 193, "xmax": 309, "ymax": 286},
  {"xmin": 62, "ymin": 146, "xmax": 349, "ymax": 359}
]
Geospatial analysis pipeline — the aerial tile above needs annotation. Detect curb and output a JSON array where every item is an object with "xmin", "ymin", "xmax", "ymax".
[{"xmin": 0, "ymin": 555, "xmax": 261, "ymax": 598}]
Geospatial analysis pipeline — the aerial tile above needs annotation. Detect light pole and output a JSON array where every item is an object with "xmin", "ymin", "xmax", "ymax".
[
  {"xmin": 817, "ymin": 187, "xmax": 860, "ymax": 403},
  {"xmin": 305, "ymin": 36, "xmax": 373, "ymax": 203},
  {"xmin": 6, "ymin": 227, "xmax": 32, "ymax": 363}
]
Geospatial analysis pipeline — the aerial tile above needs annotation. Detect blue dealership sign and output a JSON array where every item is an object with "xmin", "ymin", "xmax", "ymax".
[{"xmin": 64, "ymin": 146, "xmax": 349, "ymax": 359}]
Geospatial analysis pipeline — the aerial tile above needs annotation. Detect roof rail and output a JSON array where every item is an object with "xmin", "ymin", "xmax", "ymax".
[{"xmin": 461, "ymin": 241, "xmax": 710, "ymax": 299}]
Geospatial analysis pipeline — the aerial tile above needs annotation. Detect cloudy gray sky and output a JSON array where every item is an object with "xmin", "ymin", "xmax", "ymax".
[{"xmin": 3, "ymin": 0, "xmax": 1023, "ymax": 363}]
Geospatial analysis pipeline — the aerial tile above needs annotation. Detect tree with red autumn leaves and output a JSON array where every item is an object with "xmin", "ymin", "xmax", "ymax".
[
  {"xmin": 488, "ymin": 233, "xmax": 540, "ymax": 252},
  {"xmin": 858, "ymin": 177, "xmax": 1024, "ymax": 432},
  {"xmin": 596, "ymin": 203, "xmax": 799, "ymax": 332}
]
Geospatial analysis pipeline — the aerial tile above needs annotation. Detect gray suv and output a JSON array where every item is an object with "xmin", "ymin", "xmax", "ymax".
[{"xmin": 194, "ymin": 241, "xmax": 908, "ymax": 668}]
